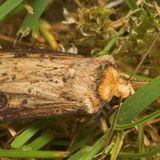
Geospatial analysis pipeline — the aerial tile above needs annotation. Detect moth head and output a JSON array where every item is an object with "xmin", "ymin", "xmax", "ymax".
[
  {"xmin": 115, "ymin": 75, "xmax": 134, "ymax": 98},
  {"xmin": 98, "ymin": 66, "xmax": 134, "ymax": 101}
]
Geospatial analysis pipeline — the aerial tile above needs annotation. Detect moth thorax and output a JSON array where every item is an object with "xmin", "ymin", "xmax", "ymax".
[
  {"xmin": 98, "ymin": 66, "xmax": 119, "ymax": 101},
  {"xmin": 98, "ymin": 67, "xmax": 134, "ymax": 101}
]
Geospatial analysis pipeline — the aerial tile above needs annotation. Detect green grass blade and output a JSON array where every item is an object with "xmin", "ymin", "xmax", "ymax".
[
  {"xmin": 0, "ymin": 149, "xmax": 69, "ymax": 158},
  {"xmin": 97, "ymin": 37, "xmax": 117, "ymax": 56},
  {"xmin": 25, "ymin": 129, "xmax": 54, "ymax": 150},
  {"xmin": 116, "ymin": 109, "xmax": 160, "ymax": 130},
  {"xmin": 119, "ymin": 147, "xmax": 160, "ymax": 158},
  {"xmin": 68, "ymin": 131, "xmax": 109, "ymax": 160},
  {"xmin": 11, "ymin": 120, "xmax": 46, "ymax": 148},
  {"xmin": 118, "ymin": 77, "xmax": 160, "ymax": 124},
  {"xmin": 52, "ymin": 140, "xmax": 69, "ymax": 146},
  {"xmin": 81, "ymin": 132, "xmax": 109, "ymax": 160},
  {"xmin": 125, "ymin": 0, "xmax": 140, "ymax": 16},
  {"xmin": 138, "ymin": 125, "xmax": 145, "ymax": 160},
  {"xmin": 110, "ymin": 133, "xmax": 124, "ymax": 160},
  {"xmin": 132, "ymin": 74, "xmax": 153, "ymax": 81},
  {"xmin": 20, "ymin": 0, "xmax": 52, "ymax": 34},
  {"xmin": 67, "ymin": 148, "xmax": 90, "ymax": 160},
  {"xmin": 125, "ymin": 0, "xmax": 138, "ymax": 11},
  {"xmin": 0, "ymin": 0, "xmax": 24, "ymax": 21},
  {"xmin": 71, "ymin": 130, "xmax": 100, "ymax": 151},
  {"xmin": 39, "ymin": 19, "xmax": 58, "ymax": 50}
]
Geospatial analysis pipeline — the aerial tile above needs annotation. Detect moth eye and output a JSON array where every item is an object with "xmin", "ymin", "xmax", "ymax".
[
  {"xmin": 0, "ymin": 94, "xmax": 7, "ymax": 108},
  {"xmin": 109, "ymin": 96, "xmax": 120, "ymax": 107}
]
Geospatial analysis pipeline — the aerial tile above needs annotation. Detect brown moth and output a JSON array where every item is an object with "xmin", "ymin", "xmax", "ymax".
[{"xmin": 0, "ymin": 50, "xmax": 133, "ymax": 121}]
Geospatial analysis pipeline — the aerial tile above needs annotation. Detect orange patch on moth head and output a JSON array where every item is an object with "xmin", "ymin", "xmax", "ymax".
[
  {"xmin": 98, "ymin": 66, "xmax": 119, "ymax": 101},
  {"xmin": 98, "ymin": 66, "xmax": 134, "ymax": 101}
]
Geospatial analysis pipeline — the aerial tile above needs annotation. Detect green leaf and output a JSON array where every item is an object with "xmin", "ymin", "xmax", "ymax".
[
  {"xmin": 0, "ymin": 0, "xmax": 24, "ymax": 21},
  {"xmin": 118, "ymin": 77, "xmax": 160, "ymax": 124}
]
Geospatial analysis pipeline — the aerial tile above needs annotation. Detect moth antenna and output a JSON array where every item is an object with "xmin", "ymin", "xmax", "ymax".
[
  {"xmin": 129, "ymin": 79, "xmax": 149, "ymax": 90},
  {"xmin": 128, "ymin": 32, "xmax": 160, "ymax": 82}
]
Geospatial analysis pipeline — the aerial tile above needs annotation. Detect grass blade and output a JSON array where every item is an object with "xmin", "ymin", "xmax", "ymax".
[
  {"xmin": 0, "ymin": 0, "xmax": 24, "ymax": 21},
  {"xmin": 125, "ymin": 0, "xmax": 138, "ymax": 11},
  {"xmin": 19, "ymin": 0, "xmax": 52, "ymax": 35},
  {"xmin": 119, "ymin": 147, "xmax": 160, "ymax": 158},
  {"xmin": 118, "ymin": 77, "xmax": 160, "ymax": 124},
  {"xmin": 68, "ymin": 131, "xmax": 109, "ymax": 160},
  {"xmin": 110, "ymin": 132, "xmax": 124, "ymax": 160},
  {"xmin": 25, "ymin": 129, "xmax": 54, "ymax": 150},
  {"xmin": 97, "ymin": 37, "xmax": 117, "ymax": 56},
  {"xmin": 0, "ymin": 149, "xmax": 69, "ymax": 158},
  {"xmin": 138, "ymin": 125, "xmax": 145, "ymax": 160},
  {"xmin": 71, "ymin": 130, "xmax": 100, "ymax": 151},
  {"xmin": 67, "ymin": 148, "xmax": 90, "ymax": 160},
  {"xmin": 39, "ymin": 19, "xmax": 58, "ymax": 50},
  {"xmin": 11, "ymin": 120, "xmax": 46, "ymax": 148},
  {"xmin": 125, "ymin": 0, "xmax": 141, "ymax": 17},
  {"xmin": 116, "ymin": 109, "xmax": 160, "ymax": 130}
]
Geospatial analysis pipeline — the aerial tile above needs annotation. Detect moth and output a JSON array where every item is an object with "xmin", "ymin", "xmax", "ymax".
[{"xmin": 0, "ymin": 50, "xmax": 134, "ymax": 121}]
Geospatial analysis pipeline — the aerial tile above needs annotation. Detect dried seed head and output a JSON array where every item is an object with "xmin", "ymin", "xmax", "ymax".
[{"xmin": 98, "ymin": 66, "xmax": 134, "ymax": 101}]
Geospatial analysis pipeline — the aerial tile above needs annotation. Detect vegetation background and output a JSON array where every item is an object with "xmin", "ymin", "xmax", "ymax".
[{"xmin": 0, "ymin": 0, "xmax": 160, "ymax": 159}]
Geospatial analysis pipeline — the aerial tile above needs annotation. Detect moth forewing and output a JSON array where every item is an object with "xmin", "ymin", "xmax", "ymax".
[{"xmin": 0, "ymin": 50, "xmax": 132, "ymax": 121}]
